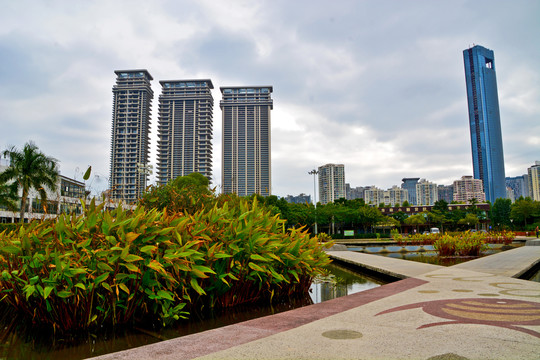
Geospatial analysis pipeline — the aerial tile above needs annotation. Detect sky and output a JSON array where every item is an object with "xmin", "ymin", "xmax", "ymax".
[{"xmin": 1, "ymin": 0, "xmax": 539, "ymax": 199}]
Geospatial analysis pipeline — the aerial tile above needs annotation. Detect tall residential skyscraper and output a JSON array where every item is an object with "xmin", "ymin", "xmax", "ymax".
[
  {"xmin": 221, "ymin": 86, "xmax": 273, "ymax": 196},
  {"xmin": 528, "ymin": 161, "xmax": 540, "ymax": 201},
  {"xmin": 156, "ymin": 80, "xmax": 214, "ymax": 184},
  {"xmin": 463, "ymin": 45, "xmax": 506, "ymax": 203},
  {"xmin": 416, "ymin": 179, "xmax": 438, "ymax": 206},
  {"xmin": 318, "ymin": 164, "xmax": 345, "ymax": 205},
  {"xmin": 109, "ymin": 70, "xmax": 153, "ymax": 203}
]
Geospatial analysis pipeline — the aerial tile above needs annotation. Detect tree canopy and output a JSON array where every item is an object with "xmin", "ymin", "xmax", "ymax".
[{"xmin": 0, "ymin": 142, "xmax": 59, "ymax": 222}]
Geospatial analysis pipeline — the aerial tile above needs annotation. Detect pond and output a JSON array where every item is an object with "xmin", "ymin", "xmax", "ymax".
[
  {"xmin": 348, "ymin": 243, "xmax": 524, "ymax": 266},
  {"xmin": 0, "ymin": 263, "xmax": 386, "ymax": 360}
]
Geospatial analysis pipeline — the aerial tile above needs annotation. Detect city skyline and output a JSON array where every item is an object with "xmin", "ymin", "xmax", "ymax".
[{"xmin": 1, "ymin": 1, "xmax": 539, "ymax": 199}]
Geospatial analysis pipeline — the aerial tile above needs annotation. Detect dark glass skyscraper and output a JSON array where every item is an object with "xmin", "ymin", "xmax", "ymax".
[{"xmin": 463, "ymin": 45, "xmax": 506, "ymax": 203}]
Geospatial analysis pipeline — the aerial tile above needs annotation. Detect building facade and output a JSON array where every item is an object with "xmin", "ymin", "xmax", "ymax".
[
  {"xmin": 284, "ymin": 193, "xmax": 311, "ymax": 204},
  {"xmin": 463, "ymin": 45, "xmax": 506, "ymax": 203},
  {"xmin": 383, "ymin": 186, "xmax": 408, "ymax": 207},
  {"xmin": 364, "ymin": 186, "xmax": 383, "ymax": 206},
  {"xmin": 453, "ymin": 175, "xmax": 486, "ymax": 203},
  {"xmin": 221, "ymin": 86, "xmax": 273, "ymax": 196},
  {"xmin": 416, "ymin": 179, "xmax": 438, "ymax": 206},
  {"xmin": 156, "ymin": 80, "xmax": 214, "ymax": 184},
  {"xmin": 401, "ymin": 178, "xmax": 420, "ymax": 205},
  {"xmin": 346, "ymin": 184, "xmax": 366, "ymax": 201},
  {"xmin": 528, "ymin": 161, "xmax": 540, "ymax": 201},
  {"xmin": 437, "ymin": 184, "xmax": 454, "ymax": 203},
  {"xmin": 506, "ymin": 175, "xmax": 529, "ymax": 202},
  {"xmin": 318, "ymin": 164, "xmax": 346, "ymax": 205},
  {"xmin": 109, "ymin": 69, "xmax": 154, "ymax": 203},
  {"xmin": 0, "ymin": 163, "xmax": 87, "ymax": 223}
]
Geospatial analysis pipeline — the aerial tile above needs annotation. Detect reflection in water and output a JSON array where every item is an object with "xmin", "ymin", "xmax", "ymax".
[
  {"xmin": 357, "ymin": 243, "xmax": 523, "ymax": 266},
  {"xmin": 529, "ymin": 267, "xmax": 540, "ymax": 283},
  {"xmin": 0, "ymin": 263, "xmax": 384, "ymax": 360},
  {"xmin": 310, "ymin": 263, "xmax": 383, "ymax": 303}
]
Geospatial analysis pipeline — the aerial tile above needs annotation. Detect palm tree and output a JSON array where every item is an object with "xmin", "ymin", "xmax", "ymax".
[{"xmin": 0, "ymin": 142, "xmax": 59, "ymax": 223}]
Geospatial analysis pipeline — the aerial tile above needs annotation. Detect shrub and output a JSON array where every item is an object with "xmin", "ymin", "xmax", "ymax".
[
  {"xmin": 433, "ymin": 231, "xmax": 488, "ymax": 257},
  {"xmin": 0, "ymin": 198, "xmax": 331, "ymax": 334}
]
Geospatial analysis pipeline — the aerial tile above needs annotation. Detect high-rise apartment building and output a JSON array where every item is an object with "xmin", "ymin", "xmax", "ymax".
[
  {"xmin": 437, "ymin": 184, "xmax": 454, "ymax": 203},
  {"xmin": 221, "ymin": 86, "xmax": 273, "ymax": 196},
  {"xmin": 528, "ymin": 161, "xmax": 540, "ymax": 201},
  {"xmin": 364, "ymin": 186, "xmax": 382, "ymax": 206},
  {"xmin": 318, "ymin": 164, "xmax": 346, "ymax": 205},
  {"xmin": 463, "ymin": 45, "xmax": 506, "ymax": 203},
  {"xmin": 346, "ymin": 184, "xmax": 366, "ymax": 201},
  {"xmin": 401, "ymin": 178, "xmax": 420, "ymax": 205},
  {"xmin": 384, "ymin": 186, "xmax": 408, "ymax": 207},
  {"xmin": 416, "ymin": 179, "xmax": 438, "ymax": 206},
  {"xmin": 453, "ymin": 176, "xmax": 485, "ymax": 203},
  {"xmin": 506, "ymin": 175, "xmax": 529, "ymax": 202},
  {"xmin": 156, "ymin": 80, "xmax": 214, "ymax": 184},
  {"xmin": 109, "ymin": 70, "xmax": 153, "ymax": 203}
]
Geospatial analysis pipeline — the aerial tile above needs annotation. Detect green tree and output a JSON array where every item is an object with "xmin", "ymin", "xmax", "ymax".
[
  {"xmin": 404, "ymin": 213, "xmax": 427, "ymax": 233},
  {"xmin": 458, "ymin": 213, "xmax": 479, "ymax": 229},
  {"xmin": 433, "ymin": 199, "xmax": 449, "ymax": 212},
  {"xmin": 1, "ymin": 142, "xmax": 59, "ymax": 223},
  {"xmin": 490, "ymin": 198, "xmax": 512, "ymax": 229},
  {"xmin": 140, "ymin": 172, "xmax": 214, "ymax": 214},
  {"xmin": 389, "ymin": 211, "xmax": 408, "ymax": 232},
  {"xmin": 357, "ymin": 206, "xmax": 384, "ymax": 233},
  {"xmin": 0, "ymin": 180, "xmax": 17, "ymax": 211},
  {"xmin": 510, "ymin": 197, "xmax": 537, "ymax": 227}
]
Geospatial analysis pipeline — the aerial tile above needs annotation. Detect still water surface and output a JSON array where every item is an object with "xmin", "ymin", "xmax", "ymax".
[{"xmin": 0, "ymin": 263, "xmax": 384, "ymax": 360}]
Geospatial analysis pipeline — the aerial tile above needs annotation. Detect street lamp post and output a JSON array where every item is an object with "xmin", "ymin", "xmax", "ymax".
[{"xmin": 308, "ymin": 169, "xmax": 318, "ymax": 235}]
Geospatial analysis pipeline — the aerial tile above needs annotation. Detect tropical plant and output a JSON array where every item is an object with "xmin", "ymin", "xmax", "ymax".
[
  {"xmin": 0, "ymin": 142, "xmax": 59, "ymax": 223},
  {"xmin": 433, "ymin": 232, "xmax": 487, "ymax": 256},
  {"xmin": 140, "ymin": 172, "xmax": 214, "ymax": 214},
  {"xmin": 0, "ymin": 198, "xmax": 331, "ymax": 334}
]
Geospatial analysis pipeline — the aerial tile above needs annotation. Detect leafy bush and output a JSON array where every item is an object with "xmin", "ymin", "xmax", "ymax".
[
  {"xmin": 433, "ymin": 231, "xmax": 488, "ymax": 256},
  {"xmin": 0, "ymin": 198, "xmax": 331, "ymax": 334},
  {"xmin": 0, "ymin": 223, "xmax": 19, "ymax": 233}
]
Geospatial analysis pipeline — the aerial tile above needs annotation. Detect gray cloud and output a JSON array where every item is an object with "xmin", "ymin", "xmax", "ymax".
[{"xmin": 0, "ymin": 0, "xmax": 538, "ymax": 198}]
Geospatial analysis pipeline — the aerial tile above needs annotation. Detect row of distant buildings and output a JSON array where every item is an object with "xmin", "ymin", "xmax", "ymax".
[
  {"xmin": 109, "ymin": 71, "xmax": 273, "ymax": 203},
  {"xmin": 286, "ymin": 161, "xmax": 540, "ymax": 206}
]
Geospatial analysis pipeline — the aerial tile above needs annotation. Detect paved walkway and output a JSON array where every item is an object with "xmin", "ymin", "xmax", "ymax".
[{"xmin": 91, "ymin": 242, "xmax": 540, "ymax": 360}]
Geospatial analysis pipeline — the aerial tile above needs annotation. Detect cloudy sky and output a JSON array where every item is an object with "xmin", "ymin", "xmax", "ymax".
[{"xmin": 1, "ymin": 0, "xmax": 539, "ymax": 199}]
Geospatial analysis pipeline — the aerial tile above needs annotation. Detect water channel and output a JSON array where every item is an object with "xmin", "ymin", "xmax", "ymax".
[{"xmin": 0, "ymin": 263, "xmax": 385, "ymax": 360}]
